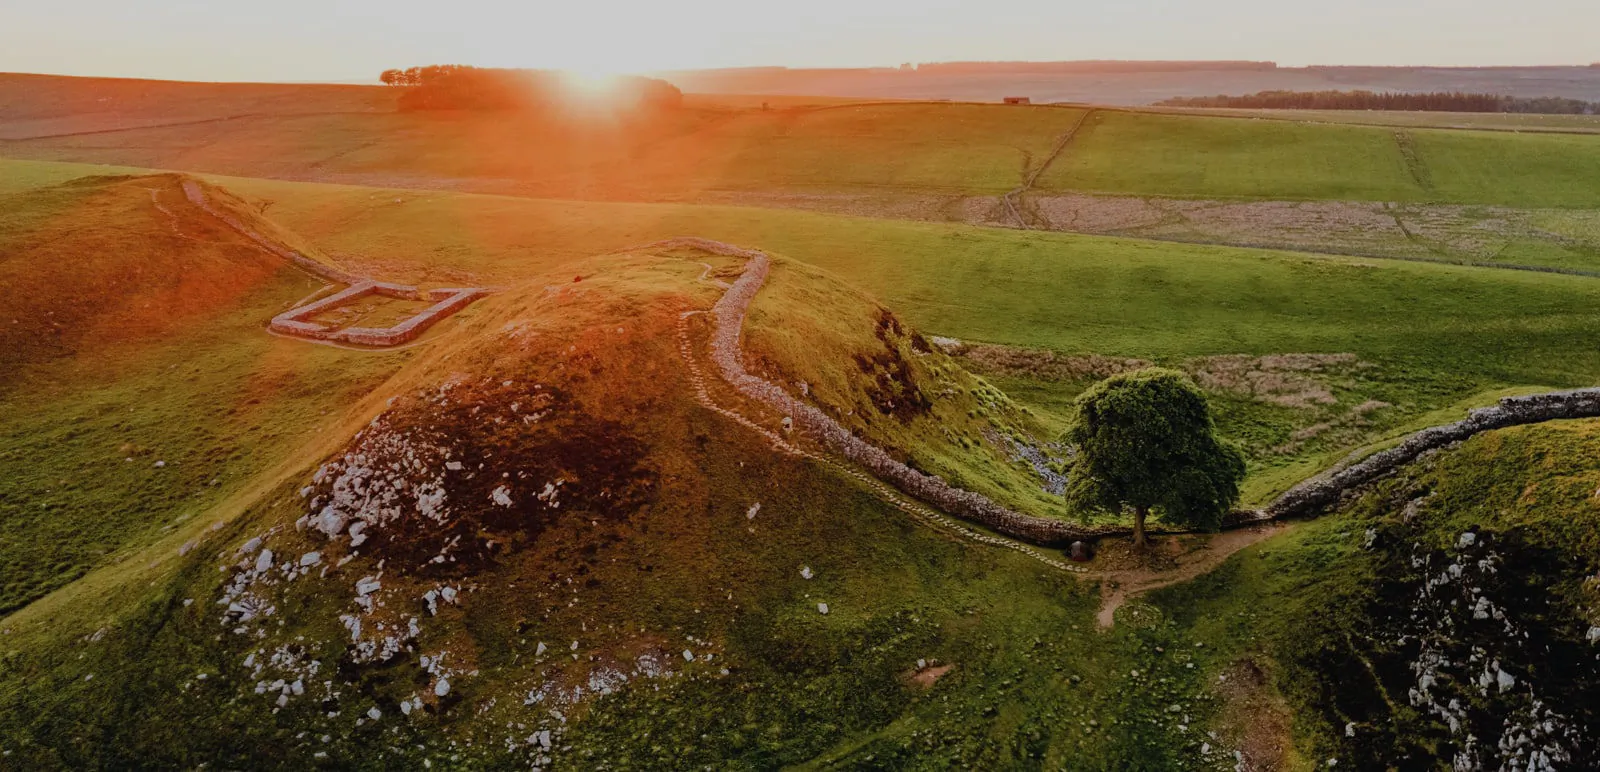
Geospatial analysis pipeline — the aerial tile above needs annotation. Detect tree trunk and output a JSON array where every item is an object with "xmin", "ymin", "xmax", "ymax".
[{"xmin": 1133, "ymin": 506, "xmax": 1148, "ymax": 550}]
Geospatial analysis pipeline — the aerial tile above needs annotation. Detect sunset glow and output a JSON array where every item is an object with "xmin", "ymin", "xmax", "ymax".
[{"xmin": 3, "ymin": 0, "xmax": 1597, "ymax": 82}]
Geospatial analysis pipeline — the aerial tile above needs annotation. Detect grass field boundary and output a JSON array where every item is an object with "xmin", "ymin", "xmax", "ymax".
[
  {"xmin": 0, "ymin": 111, "xmax": 382, "ymax": 143},
  {"xmin": 1003, "ymin": 108, "xmax": 1094, "ymax": 228}
]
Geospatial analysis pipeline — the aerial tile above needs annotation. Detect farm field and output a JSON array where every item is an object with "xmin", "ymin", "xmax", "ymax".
[
  {"xmin": 1036, "ymin": 109, "xmax": 1600, "ymax": 207},
  {"xmin": 5, "ymin": 73, "xmax": 1600, "ymax": 770},
  {"xmin": 1150, "ymin": 105, "xmax": 1600, "ymax": 134},
  {"xmin": 6, "ymin": 75, "xmax": 1600, "ymax": 212}
]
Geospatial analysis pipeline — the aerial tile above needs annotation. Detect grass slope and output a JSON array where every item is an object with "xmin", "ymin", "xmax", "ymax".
[
  {"xmin": 1037, "ymin": 110, "xmax": 1600, "ymax": 208},
  {"xmin": 1, "ymin": 102, "xmax": 1077, "ymax": 200},
  {"xmin": 10, "ymin": 161, "xmax": 1598, "ymax": 499},
  {"xmin": 0, "ymin": 173, "xmax": 417, "ymax": 613},
  {"xmin": 1153, "ymin": 419, "xmax": 1600, "ymax": 768},
  {"xmin": 0, "ymin": 247, "xmax": 1223, "ymax": 770},
  {"xmin": 0, "ymin": 174, "xmax": 290, "ymax": 378},
  {"xmin": 8, "ymin": 90, "xmax": 1599, "ymax": 208}
]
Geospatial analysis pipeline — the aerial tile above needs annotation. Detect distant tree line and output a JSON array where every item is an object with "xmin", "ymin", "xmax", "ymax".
[
  {"xmin": 378, "ymin": 65, "xmax": 683, "ymax": 112},
  {"xmin": 915, "ymin": 60, "xmax": 1277, "ymax": 74},
  {"xmin": 1157, "ymin": 89, "xmax": 1600, "ymax": 115}
]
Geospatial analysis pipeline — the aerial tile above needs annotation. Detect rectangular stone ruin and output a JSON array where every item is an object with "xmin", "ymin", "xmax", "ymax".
[{"xmin": 269, "ymin": 281, "xmax": 486, "ymax": 347}]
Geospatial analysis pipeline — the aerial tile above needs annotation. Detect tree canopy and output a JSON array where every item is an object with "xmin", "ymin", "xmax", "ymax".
[
  {"xmin": 1063, "ymin": 368, "xmax": 1245, "ymax": 547},
  {"xmin": 377, "ymin": 66, "xmax": 683, "ymax": 113}
]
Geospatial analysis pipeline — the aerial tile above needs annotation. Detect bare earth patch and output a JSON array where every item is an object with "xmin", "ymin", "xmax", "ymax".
[
  {"xmin": 1211, "ymin": 658, "xmax": 1297, "ymax": 771},
  {"xmin": 910, "ymin": 664, "xmax": 954, "ymax": 689},
  {"xmin": 1185, "ymin": 353, "xmax": 1365, "ymax": 409},
  {"xmin": 1091, "ymin": 523, "xmax": 1291, "ymax": 629}
]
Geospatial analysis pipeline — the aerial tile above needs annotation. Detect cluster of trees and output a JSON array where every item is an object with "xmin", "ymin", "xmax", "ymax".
[
  {"xmin": 914, "ymin": 60, "xmax": 1277, "ymax": 74},
  {"xmin": 377, "ymin": 65, "xmax": 476, "ymax": 87},
  {"xmin": 1158, "ymin": 89, "xmax": 1600, "ymax": 115},
  {"xmin": 377, "ymin": 65, "xmax": 683, "ymax": 112}
]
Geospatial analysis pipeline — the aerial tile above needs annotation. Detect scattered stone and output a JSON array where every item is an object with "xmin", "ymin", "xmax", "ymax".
[
  {"xmin": 800, "ymin": 566, "xmax": 814, "ymax": 580},
  {"xmin": 817, "ymin": 602, "xmax": 830, "ymax": 615},
  {"xmin": 435, "ymin": 678, "xmax": 451, "ymax": 697},
  {"xmin": 746, "ymin": 502, "xmax": 761, "ymax": 520}
]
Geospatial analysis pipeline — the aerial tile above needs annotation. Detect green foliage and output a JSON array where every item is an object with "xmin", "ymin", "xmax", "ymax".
[{"xmin": 1064, "ymin": 368, "xmax": 1245, "ymax": 532}]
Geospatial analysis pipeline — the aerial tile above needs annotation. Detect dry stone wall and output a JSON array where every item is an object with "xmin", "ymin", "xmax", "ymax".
[
  {"xmin": 666, "ymin": 237, "xmax": 1600, "ymax": 547},
  {"xmin": 1245, "ymin": 388, "xmax": 1600, "ymax": 522},
  {"xmin": 649, "ymin": 238, "xmax": 1109, "ymax": 545}
]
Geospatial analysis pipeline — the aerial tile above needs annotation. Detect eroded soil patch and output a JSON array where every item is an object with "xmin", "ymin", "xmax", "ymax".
[{"xmin": 1092, "ymin": 523, "xmax": 1291, "ymax": 628}]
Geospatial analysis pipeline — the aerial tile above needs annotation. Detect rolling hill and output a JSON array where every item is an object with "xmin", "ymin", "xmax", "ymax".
[{"xmin": 5, "ymin": 68, "xmax": 1600, "ymax": 768}]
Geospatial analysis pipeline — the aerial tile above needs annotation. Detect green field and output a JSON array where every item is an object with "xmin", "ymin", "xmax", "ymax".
[
  {"xmin": 1154, "ymin": 106, "xmax": 1600, "ymax": 134},
  {"xmin": 8, "ymin": 86, "xmax": 1600, "ymax": 210},
  {"xmin": 1038, "ymin": 109, "xmax": 1600, "ymax": 207}
]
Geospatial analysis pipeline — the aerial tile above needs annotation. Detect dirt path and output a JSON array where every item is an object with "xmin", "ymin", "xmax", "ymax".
[{"xmin": 1093, "ymin": 522, "xmax": 1291, "ymax": 628}]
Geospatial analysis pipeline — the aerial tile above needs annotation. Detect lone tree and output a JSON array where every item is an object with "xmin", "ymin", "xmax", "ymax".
[{"xmin": 1064, "ymin": 368, "xmax": 1245, "ymax": 548}]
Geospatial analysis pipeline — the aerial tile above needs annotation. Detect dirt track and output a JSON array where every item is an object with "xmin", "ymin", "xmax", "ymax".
[{"xmin": 1092, "ymin": 523, "xmax": 1291, "ymax": 627}]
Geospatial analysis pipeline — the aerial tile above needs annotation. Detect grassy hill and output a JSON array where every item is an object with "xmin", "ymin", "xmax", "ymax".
[
  {"xmin": 0, "ymin": 173, "xmax": 415, "ymax": 613},
  {"xmin": 0, "ymin": 72, "xmax": 392, "ymax": 140},
  {"xmin": 5, "ymin": 199, "xmax": 1596, "ymax": 767},
  {"xmin": 0, "ymin": 173, "xmax": 309, "ymax": 378},
  {"xmin": 3, "ymin": 79, "xmax": 1600, "ymax": 765},
  {"xmin": 8, "ymin": 159, "xmax": 1600, "ymax": 502},
  {"xmin": 0, "ymin": 236, "xmax": 1222, "ymax": 769},
  {"xmin": 1154, "ymin": 418, "xmax": 1600, "ymax": 768},
  {"xmin": 5, "ymin": 76, "xmax": 1600, "ymax": 210}
]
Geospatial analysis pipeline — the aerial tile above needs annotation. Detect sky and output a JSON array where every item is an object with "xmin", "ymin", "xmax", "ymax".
[{"xmin": 3, "ymin": 0, "xmax": 1596, "ymax": 83}]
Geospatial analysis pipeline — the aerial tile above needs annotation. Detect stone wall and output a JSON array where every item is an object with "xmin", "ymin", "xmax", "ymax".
[
  {"xmin": 664, "ymin": 237, "xmax": 1600, "ymax": 547},
  {"xmin": 184, "ymin": 177, "xmax": 490, "ymax": 348},
  {"xmin": 1245, "ymin": 388, "xmax": 1600, "ymax": 522},
  {"xmin": 652, "ymin": 238, "xmax": 1110, "ymax": 545},
  {"xmin": 182, "ymin": 180, "xmax": 362, "ymax": 286}
]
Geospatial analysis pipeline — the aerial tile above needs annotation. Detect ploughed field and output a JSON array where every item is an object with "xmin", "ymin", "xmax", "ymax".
[{"xmin": 3, "ymin": 78, "xmax": 1600, "ymax": 770}]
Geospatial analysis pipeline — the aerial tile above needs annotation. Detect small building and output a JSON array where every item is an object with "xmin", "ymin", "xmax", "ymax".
[{"xmin": 1003, "ymin": 96, "xmax": 1031, "ymax": 105}]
